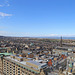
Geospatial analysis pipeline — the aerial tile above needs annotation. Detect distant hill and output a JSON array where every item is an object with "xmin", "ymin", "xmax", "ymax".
[
  {"xmin": 0, "ymin": 36, "xmax": 75, "ymax": 40},
  {"xmin": 0, "ymin": 36, "xmax": 5, "ymax": 38}
]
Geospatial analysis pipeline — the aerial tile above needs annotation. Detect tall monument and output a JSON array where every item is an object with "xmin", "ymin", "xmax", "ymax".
[{"xmin": 60, "ymin": 36, "xmax": 62, "ymax": 47}]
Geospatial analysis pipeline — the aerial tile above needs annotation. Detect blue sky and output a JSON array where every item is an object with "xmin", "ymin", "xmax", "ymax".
[{"xmin": 0, "ymin": 0, "xmax": 75, "ymax": 37}]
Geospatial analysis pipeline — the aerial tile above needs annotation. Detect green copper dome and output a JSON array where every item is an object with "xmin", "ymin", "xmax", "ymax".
[{"xmin": 69, "ymin": 64, "xmax": 72, "ymax": 68}]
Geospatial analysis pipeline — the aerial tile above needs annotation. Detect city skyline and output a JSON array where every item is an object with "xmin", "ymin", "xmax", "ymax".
[{"xmin": 0, "ymin": 0, "xmax": 75, "ymax": 37}]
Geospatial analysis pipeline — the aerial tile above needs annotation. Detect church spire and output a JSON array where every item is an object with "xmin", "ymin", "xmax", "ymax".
[{"xmin": 60, "ymin": 36, "xmax": 62, "ymax": 47}]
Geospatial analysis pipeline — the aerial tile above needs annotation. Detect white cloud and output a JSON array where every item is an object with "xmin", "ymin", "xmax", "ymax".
[
  {"xmin": 49, "ymin": 34, "xmax": 59, "ymax": 36},
  {"xmin": 33, "ymin": 34, "xmax": 75, "ymax": 37},
  {"xmin": 0, "ymin": 31, "xmax": 75, "ymax": 37},
  {"xmin": 0, "ymin": 0, "xmax": 12, "ymax": 18},
  {"xmin": 5, "ymin": 0, "xmax": 10, "ymax": 7},
  {"xmin": 0, "ymin": 26, "xmax": 6, "ymax": 29},
  {"xmin": 0, "ymin": 12, "xmax": 12, "ymax": 17},
  {"xmin": 0, "ymin": 31, "xmax": 30, "ymax": 37},
  {"xmin": 0, "ymin": 0, "xmax": 10, "ymax": 7},
  {"xmin": 0, "ymin": 5, "xmax": 3, "ymax": 7},
  {"xmin": 49, "ymin": 34, "xmax": 75, "ymax": 37}
]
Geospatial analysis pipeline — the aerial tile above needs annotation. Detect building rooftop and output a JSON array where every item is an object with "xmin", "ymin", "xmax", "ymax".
[
  {"xmin": 4, "ymin": 56, "xmax": 39, "ymax": 73},
  {"xmin": 4, "ymin": 55, "xmax": 47, "ymax": 73},
  {"xmin": 27, "ymin": 60, "xmax": 41, "ymax": 66},
  {"xmin": 0, "ymin": 53, "xmax": 12, "ymax": 56}
]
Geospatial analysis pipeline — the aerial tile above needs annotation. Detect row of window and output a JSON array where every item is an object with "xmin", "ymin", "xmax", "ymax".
[{"xmin": 3, "ymin": 59, "xmax": 38, "ymax": 75}]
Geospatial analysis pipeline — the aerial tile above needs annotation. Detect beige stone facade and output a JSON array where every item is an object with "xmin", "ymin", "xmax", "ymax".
[
  {"xmin": 2, "ymin": 58, "xmax": 39, "ymax": 75},
  {"xmin": 0, "ymin": 56, "xmax": 45, "ymax": 75}
]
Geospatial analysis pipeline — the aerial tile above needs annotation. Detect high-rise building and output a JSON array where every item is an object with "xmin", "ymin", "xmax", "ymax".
[{"xmin": 0, "ymin": 53, "xmax": 46, "ymax": 75}]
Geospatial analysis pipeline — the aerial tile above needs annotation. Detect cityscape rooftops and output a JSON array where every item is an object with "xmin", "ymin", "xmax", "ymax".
[
  {"xmin": 4, "ymin": 54, "xmax": 47, "ymax": 70},
  {"xmin": 0, "ymin": 53, "xmax": 12, "ymax": 56},
  {"xmin": 27, "ymin": 60, "xmax": 41, "ymax": 66}
]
